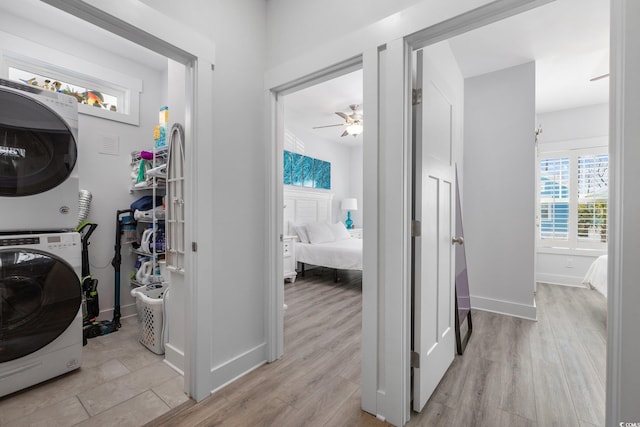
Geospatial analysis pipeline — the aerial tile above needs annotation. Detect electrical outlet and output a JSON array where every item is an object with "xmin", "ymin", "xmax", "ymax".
[{"xmin": 566, "ymin": 258, "xmax": 574, "ymax": 268}]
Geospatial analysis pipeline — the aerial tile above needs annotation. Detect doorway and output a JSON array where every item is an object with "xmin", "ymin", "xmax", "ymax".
[
  {"xmin": 34, "ymin": 0, "xmax": 218, "ymax": 402},
  {"xmin": 271, "ymin": 64, "xmax": 366, "ymax": 366}
]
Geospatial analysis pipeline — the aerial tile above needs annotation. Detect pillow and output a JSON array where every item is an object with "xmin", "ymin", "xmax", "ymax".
[
  {"xmin": 305, "ymin": 222, "xmax": 335, "ymax": 244},
  {"xmin": 329, "ymin": 222, "xmax": 351, "ymax": 241},
  {"xmin": 291, "ymin": 222, "xmax": 309, "ymax": 243}
]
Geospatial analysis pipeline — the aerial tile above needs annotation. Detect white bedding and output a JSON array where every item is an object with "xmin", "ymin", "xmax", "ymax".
[
  {"xmin": 583, "ymin": 255, "xmax": 607, "ymax": 298},
  {"xmin": 296, "ymin": 238, "xmax": 363, "ymax": 271}
]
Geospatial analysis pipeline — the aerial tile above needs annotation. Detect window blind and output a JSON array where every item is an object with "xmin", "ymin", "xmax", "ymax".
[
  {"xmin": 539, "ymin": 157, "xmax": 570, "ymax": 240},
  {"xmin": 577, "ymin": 154, "xmax": 608, "ymax": 243}
]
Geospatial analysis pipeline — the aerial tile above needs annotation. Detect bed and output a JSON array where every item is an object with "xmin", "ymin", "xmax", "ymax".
[
  {"xmin": 284, "ymin": 186, "xmax": 363, "ymax": 281},
  {"xmin": 296, "ymin": 238, "xmax": 363, "ymax": 271},
  {"xmin": 583, "ymin": 254, "xmax": 607, "ymax": 298}
]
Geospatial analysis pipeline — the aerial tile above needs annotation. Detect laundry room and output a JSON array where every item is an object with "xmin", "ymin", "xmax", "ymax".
[{"xmin": 0, "ymin": 0, "xmax": 187, "ymax": 407}]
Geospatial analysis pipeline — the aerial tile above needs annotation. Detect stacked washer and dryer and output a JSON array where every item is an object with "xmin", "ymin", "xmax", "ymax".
[{"xmin": 0, "ymin": 78, "xmax": 83, "ymax": 397}]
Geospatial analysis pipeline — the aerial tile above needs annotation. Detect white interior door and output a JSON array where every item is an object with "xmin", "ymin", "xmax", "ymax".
[{"xmin": 412, "ymin": 43, "xmax": 463, "ymax": 412}]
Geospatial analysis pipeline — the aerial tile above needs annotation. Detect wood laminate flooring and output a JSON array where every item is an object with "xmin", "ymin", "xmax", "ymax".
[{"xmin": 149, "ymin": 274, "xmax": 607, "ymax": 427}]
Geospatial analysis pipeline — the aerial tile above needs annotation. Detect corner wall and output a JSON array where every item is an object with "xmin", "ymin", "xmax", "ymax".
[
  {"xmin": 138, "ymin": 0, "xmax": 270, "ymax": 389},
  {"xmin": 463, "ymin": 62, "xmax": 537, "ymax": 319}
]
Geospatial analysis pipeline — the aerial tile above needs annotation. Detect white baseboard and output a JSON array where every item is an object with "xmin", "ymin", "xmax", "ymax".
[
  {"xmin": 164, "ymin": 343, "xmax": 185, "ymax": 375},
  {"xmin": 209, "ymin": 343, "xmax": 267, "ymax": 395},
  {"xmin": 536, "ymin": 273, "xmax": 589, "ymax": 287},
  {"xmin": 471, "ymin": 295, "xmax": 537, "ymax": 320},
  {"xmin": 98, "ymin": 302, "xmax": 137, "ymax": 321}
]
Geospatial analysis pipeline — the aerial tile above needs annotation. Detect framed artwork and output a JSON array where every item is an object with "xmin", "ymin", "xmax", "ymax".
[{"xmin": 284, "ymin": 150, "xmax": 331, "ymax": 190}]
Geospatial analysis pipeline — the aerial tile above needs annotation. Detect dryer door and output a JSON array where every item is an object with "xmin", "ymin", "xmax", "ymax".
[
  {"xmin": 0, "ymin": 88, "xmax": 77, "ymax": 197},
  {"xmin": 0, "ymin": 249, "xmax": 81, "ymax": 363}
]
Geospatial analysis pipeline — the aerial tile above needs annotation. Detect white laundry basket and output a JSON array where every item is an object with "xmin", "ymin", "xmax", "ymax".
[{"xmin": 131, "ymin": 283, "xmax": 167, "ymax": 354}]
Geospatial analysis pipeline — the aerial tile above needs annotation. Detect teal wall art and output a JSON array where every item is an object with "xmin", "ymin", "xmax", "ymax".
[{"xmin": 283, "ymin": 150, "xmax": 331, "ymax": 190}]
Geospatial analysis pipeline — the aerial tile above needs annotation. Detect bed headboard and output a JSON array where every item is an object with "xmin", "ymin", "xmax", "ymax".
[{"xmin": 284, "ymin": 186, "xmax": 333, "ymax": 235}]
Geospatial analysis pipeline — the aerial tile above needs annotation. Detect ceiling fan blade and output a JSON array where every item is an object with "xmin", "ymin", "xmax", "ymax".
[
  {"xmin": 590, "ymin": 73, "xmax": 610, "ymax": 82},
  {"xmin": 340, "ymin": 130, "xmax": 349, "ymax": 137},
  {"xmin": 312, "ymin": 123, "xmax": 345, "ymax": 129},
  {"xmin": 335, "ymin": 112, "xmax": 350, "ymax": 121}
]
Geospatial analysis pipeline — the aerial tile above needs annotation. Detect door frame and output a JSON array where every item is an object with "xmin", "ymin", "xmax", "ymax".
[
  {"xmin": 39, "ymin": 0, "xmax": 215, "ymax": 402},
  {"xmin": 265, "ymin": 57, "xmax": 364, "ymax": 359}
]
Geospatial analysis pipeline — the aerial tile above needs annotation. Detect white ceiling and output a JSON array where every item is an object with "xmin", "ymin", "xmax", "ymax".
[
  {"xmin": 0, "ymin": 0, "xmax": 167, "ymax": 71},
  {"xmin": 284, "ymin": 0, "xmax": 610, "ymax": 145}
]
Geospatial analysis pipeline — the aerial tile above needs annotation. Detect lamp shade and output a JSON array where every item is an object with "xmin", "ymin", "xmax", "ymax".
[{"xmin": 341, "ymin": 198, "xmax": 358, "ymax": 211}]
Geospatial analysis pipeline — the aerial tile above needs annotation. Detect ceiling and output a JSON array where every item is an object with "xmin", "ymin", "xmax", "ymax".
[
  {"xmin": 0, "ymin": 0, "xmax": 167, "ymax": 71},
  {"xmin": 284, "ymin": 0, "xmax": 610, "ymax": 146}
]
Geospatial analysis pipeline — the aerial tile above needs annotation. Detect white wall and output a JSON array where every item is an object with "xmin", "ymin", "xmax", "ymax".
[
  {"xmin": 535, "ymin": 103, "xmax": 608, "ymax": 287},
  {"xmin": 138, "ymin": 0, "xmax": 269, "ymax": 382},
  {"xmin": 463, "ymin": 62, "xmax": 537, "ymax": 320},
  {"xmin": 0, "ymin": 10, "xmax": 165, "ymax": 320},
  {"xmin": 266, "ymin": 0, "xmax": 423, "ymax": 67},
  {"xmin": 537, "ymin": 103, "xmax": 608, "ymax": 142}
]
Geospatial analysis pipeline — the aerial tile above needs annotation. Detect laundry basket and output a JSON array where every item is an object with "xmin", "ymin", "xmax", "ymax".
[{"xmin": 131, "ymin": 283, "xmax": 167, "ymax": 354}]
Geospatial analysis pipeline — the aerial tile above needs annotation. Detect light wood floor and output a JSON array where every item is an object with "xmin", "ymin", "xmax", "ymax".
[
  {"xmin": 149, "ymin": 274, "xmax": 607, "ymax": 427},
  {"xmin": 0, "ymin": 316, "xmax": 189, "ymax": 427}
]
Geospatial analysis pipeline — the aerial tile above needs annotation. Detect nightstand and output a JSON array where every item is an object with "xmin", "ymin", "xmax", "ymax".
[
  {"xmin": 348, "ymin": 228, "xmax": 363, "ymax": 239},
  {"xmin": 283, "ymin": 235, "xmax": 297, "ymax": 283}
]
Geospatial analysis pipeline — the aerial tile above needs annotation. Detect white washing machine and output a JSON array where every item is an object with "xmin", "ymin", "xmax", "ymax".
[
  {"xmin": 0, "ymin": 78, "xmax": 79, "ymax": 232},
  {"xmin": 0, "ymin": 232, "xmax": 83, "ymax": 398}
]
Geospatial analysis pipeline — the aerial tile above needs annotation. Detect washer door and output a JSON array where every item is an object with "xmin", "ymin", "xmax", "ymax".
[
  {"xmin": 0, "ymin": 249, "xmax": 81, "ymax": 363},
  {"xmin": 0, "ymin": 88, "xmax": 77, "ymax": 197}
]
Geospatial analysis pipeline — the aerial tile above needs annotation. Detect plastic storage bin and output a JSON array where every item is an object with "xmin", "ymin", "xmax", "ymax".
[{"xmin": 131, "ymin": 283, "xmax": 167, "ymax": 354}]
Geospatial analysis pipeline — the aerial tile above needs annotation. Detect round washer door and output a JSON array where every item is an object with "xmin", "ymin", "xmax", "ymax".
[
  {"xmin": 0, "ymin": 88, "xmax": 77, "ymax": 197},
  {"xmin": 0, "ymin": 249, "xmax": 81, "ymax": 363}
]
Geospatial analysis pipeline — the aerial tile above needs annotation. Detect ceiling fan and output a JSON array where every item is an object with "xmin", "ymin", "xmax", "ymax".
[{"xmin": 312, "ymin": 104, "xmax": 363, "ymax": 137}]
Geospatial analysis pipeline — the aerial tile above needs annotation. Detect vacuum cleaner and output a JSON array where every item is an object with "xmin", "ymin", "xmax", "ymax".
[{"xmin": 82, "ymin": 209, "xmax": 135, "ymax": 339}]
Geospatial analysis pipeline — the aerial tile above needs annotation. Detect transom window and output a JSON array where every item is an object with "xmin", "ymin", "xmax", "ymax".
[{"xmin": 9, "ymin": 67, "xmax": 120, "ymax": 112}]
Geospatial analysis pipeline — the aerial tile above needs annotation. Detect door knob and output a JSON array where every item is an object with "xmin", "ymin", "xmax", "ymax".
[{"xmin": 452, "ymin": 236, "xmax": 464, "ymax": 245}]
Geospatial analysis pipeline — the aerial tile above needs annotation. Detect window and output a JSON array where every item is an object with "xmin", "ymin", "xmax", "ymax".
[
  {"xmin": 577, "ymin": 154, "xmax": 608, "ymax": 244},
  {"xmin": 8, "ymin": 67, "xmax": 121, "ymax": 112},
  {"xmin": 1, "ymin": 47, "xmax": 142, "ymax": 125},
  {"xmin": 538, "ymin": 148, "xmax": 608, "ymax": 249}
]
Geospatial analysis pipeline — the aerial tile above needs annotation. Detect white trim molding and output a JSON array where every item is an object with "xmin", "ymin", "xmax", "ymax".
[
  {"xmin": 607, "ymin": 0, "xmax": 640, "ymax": 424},
  {"xmin": 209, "ymin": 343, "xmax": 267, "ymax": 394},
  {"xmin": 471, "ymin": 295, "xmax": 537, "ymax": 321}
]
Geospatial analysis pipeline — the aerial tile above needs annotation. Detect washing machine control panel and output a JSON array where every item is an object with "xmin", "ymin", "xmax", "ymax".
[
  {"xmin": 0, "ymin": 237, "xmax": 40, "ymax": 246},
  {"xmin": 45, "ymin": 234, "xmax": 80, "ymax": 250},
  {"xmin": 0, "ymin": 233, "xmax": 81, "ymax": 268}
]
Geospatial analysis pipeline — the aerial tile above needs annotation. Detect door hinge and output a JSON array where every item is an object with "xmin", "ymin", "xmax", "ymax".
[
  {"xmin": 192, "ymin": 242, "xmax": 198, "ymax": 252},
  {"xmin": 411, "ymin": 351, "xmax": 420, "ymax": 368},
  {"xmin": 411, "ymin": 220, "xmax": 421, "ymax": 237},
  {"xmin": 412, "ymin": 88, "xmax": 422, "ymax": 105}
]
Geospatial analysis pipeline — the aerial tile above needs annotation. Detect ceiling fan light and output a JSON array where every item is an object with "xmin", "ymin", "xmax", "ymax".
[{"xmin": 346, "ymin": 124, "xmax": 363, "ymax": 136}]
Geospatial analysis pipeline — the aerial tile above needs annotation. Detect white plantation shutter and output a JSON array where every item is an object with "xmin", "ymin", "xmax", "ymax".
[
  {"xmin": 539, "ymin": 157, "xmax": 570, "ymax": 241},
  {"xmin": 538, "ymin": 149, "xmax": 608, "ymax": 249},
  {"xmin": 577, "ymin": 154, "xmax": 608, "ymax": 244}
]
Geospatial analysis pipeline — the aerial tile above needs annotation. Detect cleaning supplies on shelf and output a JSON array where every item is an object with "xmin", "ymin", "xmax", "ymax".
[
  {"xmin": 146, "ymin": 163, "xmax": 167, "ymax": 178},
  {"xmin": 154, "ymin": 106, "xmax": 169, "ymax": 149},
  {"xmin": 134, "ymin": 206, "xmax": 165, "ymax": 221}
]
